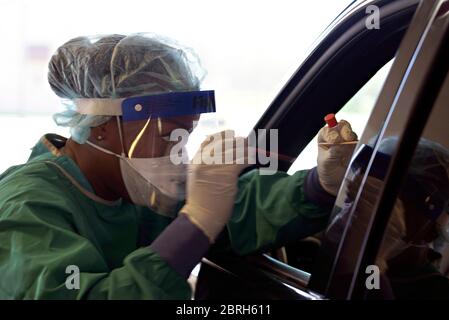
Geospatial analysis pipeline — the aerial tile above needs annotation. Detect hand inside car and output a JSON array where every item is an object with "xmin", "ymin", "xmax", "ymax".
[{"xmin": 317, "ymin": 116, "xmax": 358, "ymax": 196}]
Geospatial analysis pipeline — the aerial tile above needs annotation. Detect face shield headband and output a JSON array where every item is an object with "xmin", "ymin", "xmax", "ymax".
[{"xmin": 75, "ymin": 90, "xmax": 215, "ymax": 118}]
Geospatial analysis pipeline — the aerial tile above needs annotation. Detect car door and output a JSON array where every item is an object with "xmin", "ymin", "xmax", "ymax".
[
  {"xmin": 195, "ymin": 0, "xmax": 422, "ymax": 300},
  {"xmin": 310, "ymin": 0, "xmax": 449, "ymax": 299}
]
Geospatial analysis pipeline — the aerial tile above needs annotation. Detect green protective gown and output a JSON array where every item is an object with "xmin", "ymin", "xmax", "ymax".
[{"xmin": 0, "ymin": 135, "xmax": 331, "ymax": 299}]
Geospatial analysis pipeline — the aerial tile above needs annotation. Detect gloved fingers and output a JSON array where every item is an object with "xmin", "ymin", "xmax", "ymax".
[
  {"xmin": 192, "ymin": 131, "xmax": 222, "ymax": 164},
  {"xmin": 193, "ymin": 132, "xmax": 253, "ymax": 168},
  {"xmin": 219, "ymin": 137, "xmax": 253, "ymax": 164},
  {"xmin": 182, "ymin": 130, "xmax": 255, "ymax": 244},
  {"xmin": 318, "ymin": 128, "xmax": 341, "ymax": 144},
  {"xmin": 202, "ymin": 130, "xmax": 236, "ymax": 146},
  {"xmin": 318, "ymin": 142, "xmax": 357, "ymax": 162},
  {"xmin": 339, "ymin": 120, "xmax": 358, "ymax": 141},
  {"xmin": 197, "ymin": 143, "xmax": 252, "ymax": 174},
  {"xmin": 197, "ymin": 136, "xmax": 235, "ymax": 164},
  {"xmin": 318, "ymin": 119, "xmax": 358, "ymax": 144}
]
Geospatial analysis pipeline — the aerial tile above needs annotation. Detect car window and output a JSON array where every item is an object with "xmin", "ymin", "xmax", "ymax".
[
  {"xmin": 313, "ymin": 1, "xmax": 449, "ymax": 298},
  {"xmin": 0, "ymin": 0, "xmax": 351, "ymax": 173},
  {"xmin": 375, "ymin": 74, "xmax": 449, "ymax": 299},
  {"xmin": 275, "ymin": 60, "xmax": 393, "ymax": 279},
  {"xmin": 288, "ymin": 60, "xmax": 394, "ymax": 175}
]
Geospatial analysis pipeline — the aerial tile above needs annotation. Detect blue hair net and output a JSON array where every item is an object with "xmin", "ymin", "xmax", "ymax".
[{"xmin": 48, "ymin": 33, "xmax": 206, "ymax": 143}]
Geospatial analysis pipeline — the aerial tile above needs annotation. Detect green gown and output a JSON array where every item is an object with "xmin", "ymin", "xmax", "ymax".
[{"xmin": 0, "ymin": 134, "xmax": 330, "ymax": 299}]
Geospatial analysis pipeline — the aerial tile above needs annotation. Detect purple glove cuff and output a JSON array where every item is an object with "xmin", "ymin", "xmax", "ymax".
[
  {"xmin": 149, "ymin": 213, "xmax": 210, "ymax": 279},
  {"xmin": 304, "ymin": 167, "xmax": 336, "ymax": 209}
]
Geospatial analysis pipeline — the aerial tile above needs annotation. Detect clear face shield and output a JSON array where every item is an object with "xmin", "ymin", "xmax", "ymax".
[{"xmin": 78, "ymin": 90, "xmax": 216, "ymax": 216}]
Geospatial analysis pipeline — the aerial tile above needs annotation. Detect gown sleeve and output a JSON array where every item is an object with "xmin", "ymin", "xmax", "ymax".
[
  {"xmin": 0, "ymin": 174, "xmax": 191, "ymax": 300},
  {"xmin": 225, "ymin": 168, "xmax": 333, "ymax": 255}
]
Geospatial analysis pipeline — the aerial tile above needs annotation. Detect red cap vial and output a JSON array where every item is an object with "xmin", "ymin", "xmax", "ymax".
[{"xmin": 324, "ymin": 114, "xmax": 338, "ymax": 128}]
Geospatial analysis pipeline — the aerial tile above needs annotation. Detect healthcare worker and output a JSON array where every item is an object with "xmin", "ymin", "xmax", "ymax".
[{"xmin": 0, "ymin": 34, "xmax": 357, "ymax": 299}]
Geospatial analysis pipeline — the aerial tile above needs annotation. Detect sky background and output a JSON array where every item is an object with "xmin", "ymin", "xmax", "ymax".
[{"xmin": 0, "ymin": 0, "xmax": 366, "ymax": 173}]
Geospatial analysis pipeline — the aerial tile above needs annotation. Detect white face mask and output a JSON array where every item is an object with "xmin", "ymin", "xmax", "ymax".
[
  {"xmin": 126, "ymin": 156, "xmax": 187, "ymax": 200},
  {"xmin": 85, "ymin": 117, "xmax": 187, "ymax": 217},
  {"xmin": 118, "ymin": 156, "xmax": 186, "ymax": 217}
]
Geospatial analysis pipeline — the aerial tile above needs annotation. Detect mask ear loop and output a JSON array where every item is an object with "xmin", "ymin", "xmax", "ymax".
[
  {"xmin": 84, "ymin": 117, "xmax": 127, "ymax": 159},
  {"xmin": 116, "ymin": 116, "xmax": 126, "ymax": 157},
  {"xmin": 114, "ymin": 115, "xmax": 157, "ymax": 205},
  {"xmin": 85, "ymin": 140, "xmax": 120, "ymax": 157}
]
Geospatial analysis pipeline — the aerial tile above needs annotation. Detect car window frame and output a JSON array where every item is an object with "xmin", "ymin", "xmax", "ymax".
[
  {"xmin": 309, "ymin": 0, "xmax": 449, "ymax": 299},
  {"xmin": 352, "ymin": 0, "xmax": 449, "ymax": 298}
]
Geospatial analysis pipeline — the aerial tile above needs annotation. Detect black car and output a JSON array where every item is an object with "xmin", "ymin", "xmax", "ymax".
[{"xmin": 194, "ymin": 0, "xmax": 449, "ymax": 300}]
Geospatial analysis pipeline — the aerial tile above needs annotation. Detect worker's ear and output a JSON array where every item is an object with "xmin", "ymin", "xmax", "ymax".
[
  {"xmin": 89, "ymin": 118, "xmax": 122, "ymax": 152},
  {"xmin": 90, "ymin": 123, "xmax": 109, "ymax": 142}
]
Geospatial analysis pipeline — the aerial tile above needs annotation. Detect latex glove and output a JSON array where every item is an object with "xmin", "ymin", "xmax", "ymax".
[
  {"xmin": 180, "ymin": 130, "xmax": 251, "ymax": 243},
  {"xmin": 317, "ymin": 119, "xmax": 358, "ymax": 196}
]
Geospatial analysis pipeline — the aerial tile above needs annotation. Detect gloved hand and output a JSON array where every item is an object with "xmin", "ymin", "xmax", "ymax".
[
  {"xmin": 317, "ymin": 118, "xmax": 358, "ymax": 196},
  {"xmin": 180, "ymin": 130, "xmax": 251, "ymax": 243}
]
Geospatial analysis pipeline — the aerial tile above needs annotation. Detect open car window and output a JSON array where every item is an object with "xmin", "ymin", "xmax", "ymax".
[
  {"xmin": 288, "ymin": 60, "xmax": 394, "ymax": 175},
  {"xmin": 193, "ymin": 0, "xmax": 423, "ymax": 300},
  {"xmin": 309, "ymin": 0, "xmax": 449, "ymax": 299}
]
